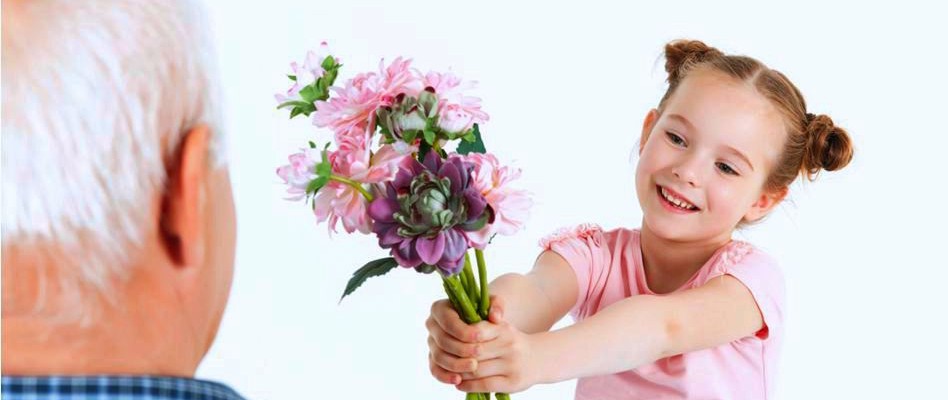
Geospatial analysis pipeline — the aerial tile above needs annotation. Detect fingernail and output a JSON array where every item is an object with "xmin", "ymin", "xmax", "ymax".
[{"xmin": 453, "ymin": 375, "xmax": 461, "ymax": 384}]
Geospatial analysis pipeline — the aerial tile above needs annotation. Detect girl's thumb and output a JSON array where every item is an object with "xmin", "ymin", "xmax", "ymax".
[{"xmin": 489, "ymin": 295, "xmax": 505, "ymax": 323}]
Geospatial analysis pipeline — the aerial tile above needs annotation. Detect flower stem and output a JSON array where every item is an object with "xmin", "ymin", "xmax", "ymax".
[
  {"xmin": 440, "ymin": 272, "xmax": 481, "ymax": 324},
  {"xmin": 462, "ymin": 253, "xmax": 480, "ymax": 305},
  {"xmin": 328, "ymin": 175, "xmax": 374, "ymax": 202},
  {"xmin": 475, "ymin": 249, "xmax": 490, "ymax": 319}
]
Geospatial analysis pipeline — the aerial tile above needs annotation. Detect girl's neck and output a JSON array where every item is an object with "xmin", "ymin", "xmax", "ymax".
[{"xmin": 639, "ymin": 220, "xmax": 732, "ymax": 294}]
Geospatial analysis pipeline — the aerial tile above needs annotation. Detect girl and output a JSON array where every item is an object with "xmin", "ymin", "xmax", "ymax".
[{"xmin": 425, "ymin": 39, "xmax": 853, "ymax": 399}]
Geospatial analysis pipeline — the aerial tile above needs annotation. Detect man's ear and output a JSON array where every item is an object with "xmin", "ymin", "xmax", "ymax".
[
  {"xmin": 639, "ymin": 109, "xmax": 660, "ymax": 155},
  {"xmin": 743, "ymin": 186, "xmax": 788, "ymax": 223},
  {"xmin": 160, "ymin": 125, "xmax": 211, "ymax": 268}
]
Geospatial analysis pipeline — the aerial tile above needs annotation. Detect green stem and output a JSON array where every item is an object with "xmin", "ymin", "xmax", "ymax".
[
  {"xmin": 328, "ymin": 175, "xmax": 374, "ymax": 202},
  {"xmin": 444, "ymin": 280, "xmax": 462, "ymax": 313},
  {"xmin": 475, "ymin": 249, "xmax": 490, "ymax": 318},
  {"xmin": 495, "ymin": 393, "xmax": 511, "ymax": 400},
  {"xmin": 440, "ymin": 272, "xmax": 481, "ymax": 324},
  {"xmin": 462, "ymin": 253, "xmax": 480, "ymax": 306}
]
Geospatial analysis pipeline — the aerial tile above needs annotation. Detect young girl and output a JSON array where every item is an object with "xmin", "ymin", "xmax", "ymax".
[{"xmin": 424, "ymin": 39, "xmax": 853, "ymax": 399}]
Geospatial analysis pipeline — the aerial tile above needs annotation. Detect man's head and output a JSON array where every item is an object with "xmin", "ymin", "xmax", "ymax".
[{"xmin": 2, "ymin": 0, "xmax": 236, "ymax": 375}]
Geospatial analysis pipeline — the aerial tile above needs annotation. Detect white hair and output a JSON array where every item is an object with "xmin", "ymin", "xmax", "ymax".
[{"xmin": 2, "ymin": 0, "xmax": 225, "ymax": 322}]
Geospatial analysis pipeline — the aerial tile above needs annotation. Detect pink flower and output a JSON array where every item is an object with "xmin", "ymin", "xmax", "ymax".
[
  {"xmin": 276, "ymin": 148, "xmax": 319, "ymax": 201},
  {"xmin": 275, "ymin": 42, "xmax": 334, "ymax": 104},
  {"xmin": 312, "ymin": 131, "xmax": 417, "ymax": 235},
  {"xmin": 313, "ymin": 182, "xmax": 373, "ymax": 235},
  {"xmin": 313, "ymin": 57, "xmax": 423, "ymax": 136},
  {"xmin": 424, "ymin": 71, "xmax": 489, "ymax": 133},
  {"xmin": 436, "ymin": 103, "xmax": 476, "ymax": 134},
  {"xmin": 459, "ymin": 153, "xmax": 532, "ymax": 248}
]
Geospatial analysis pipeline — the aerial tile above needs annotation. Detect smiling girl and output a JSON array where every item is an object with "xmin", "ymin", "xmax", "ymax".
[{"xmin": 424, "ymin": 39, "xmax": 854, "ymax": 399}]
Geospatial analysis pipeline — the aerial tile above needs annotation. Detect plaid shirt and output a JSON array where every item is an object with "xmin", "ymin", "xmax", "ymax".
[{"xmin": 1, "ymin": 375, "xmax": 247, "ymax": 400}]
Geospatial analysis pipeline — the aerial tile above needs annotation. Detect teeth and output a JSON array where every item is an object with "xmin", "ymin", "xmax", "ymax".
[{"xmin": 661, "ymin": 187, "xmax": 696, "ymax": 210}]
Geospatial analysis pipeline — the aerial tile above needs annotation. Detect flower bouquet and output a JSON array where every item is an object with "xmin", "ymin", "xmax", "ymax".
[{"xmin": 275, "ymin": 43, "xmax": 531, "ymax": 400}]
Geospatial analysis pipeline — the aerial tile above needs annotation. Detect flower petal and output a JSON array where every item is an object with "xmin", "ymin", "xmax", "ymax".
[
  {"xmin": 440, "ymin": 229, "xmax": 468, "ymax": 264},
  {"xmin": 379, "ymin": 226, "xmax": 403, "ymax": 246},
  {"xmin": 394, "ymin": 238, "xmax": 422, "ymax": 268},
  {"xmin": 368, "ymin": 198, "xmax": 399, "ymax": 223},
  {"xmin": 415, "ymin": 232, "xmax": 446, "ymax": 265},
  {"xmin": 464, "ymin": 188, "xmax": 487, "ymax": 220},
  {"xmin": 422, "ymin": 149, "xmax": 442, "ymax": 172},
  {"xmin": 438, "ymin": 161, "xmax": 462, "ymax": 193}
]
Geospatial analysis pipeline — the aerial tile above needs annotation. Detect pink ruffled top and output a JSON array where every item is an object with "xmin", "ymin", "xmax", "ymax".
[{"xmin": 539, "ymin": 224, "xmax": 786, "ymax": 400}]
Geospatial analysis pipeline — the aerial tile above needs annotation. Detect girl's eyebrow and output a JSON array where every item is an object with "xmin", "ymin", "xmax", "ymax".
[
  {"xmin": 668, "ymin": 113, "xmax": 695, "ymax": 130},
  {"xmin": 669, "ymin": 113, "xmax": 755, "ymax": 172},
  {"xmin": 723, "ymin": 145, "xmax": 755, "ymax": 172}
]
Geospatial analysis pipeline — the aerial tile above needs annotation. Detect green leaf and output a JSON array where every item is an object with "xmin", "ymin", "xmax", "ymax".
[
  {"xmin": 403, "ymin": 129, "xmax": 418, "ymax": 143},
  {"xmin": 321, "ymin": 55, "xmax": 336, "ymax": 71},
  {"xmin": 462, "ymin": 131, "xmax": 476, "ymax": 143},
  {"xmin": 340, "ymin": 257, "xmax": 399, "ymax": 302},
  {"xmin": 299, "ymin": 85, "xmax": 318, "ymax": 103},
  {"xmin": 309, "ymin": 141, "xmax": 317, "ymax": 148},
  {"xmin": 287, "ymin": 74, "xmax": 297, "ymax": 81},
  {"xmin": 306, "ymin": 175, "xmax": 329, "ymax": 194},
  {"xmin": 456, "ymin": 124, "xmax": 486, "ymax": 155},
  {"xmin": 418, "ymin": 140, "xmax": 432, "ymax": 162},
  {"xmin": 289, "ymin": 107, "xmax": 303, "ymax": 119},
  {"xmin": 315, "ymin": 161, "xmax": 331, "ymax": 177},
  {"xmin": 277, "ymin": 100, "xmax": 313, "ymax": 110},
  {"xmin": 423, "ymin": 129, "xmax": 436, "ymax": 145}
]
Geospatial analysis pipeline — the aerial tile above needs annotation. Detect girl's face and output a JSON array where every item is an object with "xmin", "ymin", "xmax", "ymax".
[{"xmin": 636, "ymin": 69, "xmax": 788, "ymax": 243}]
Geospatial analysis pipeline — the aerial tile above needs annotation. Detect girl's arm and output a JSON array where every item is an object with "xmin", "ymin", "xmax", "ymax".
[
  {"xmin": 484, "ymin": 250, "xmax": 579, "ymax": 333},
  {"xmin": 456, "ymin": 273, "xmax": 765, "ymax": 393}
]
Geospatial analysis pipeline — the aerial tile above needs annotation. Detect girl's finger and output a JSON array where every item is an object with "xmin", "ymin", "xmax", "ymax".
[
  {"xmin": 429, "ymin": 328, "xmax": 480, "ymax": 358},
  {"xmin": 460, "ymin": 358, "xmax": 508, "ymax": 380},
  {"xmin": 456, "ymin": 376, "xmax": 509, "ymax": 394},
  {"xmin": 431, "ymin": 345, "xmax": 478, "ymax": 373},
  {"xmin": 431, "ymin": 300, "xmax": 479, "ymax": 342},
  {"xmin": 428, "ymin": 352, "xmax": 462, "ymax": 385}
]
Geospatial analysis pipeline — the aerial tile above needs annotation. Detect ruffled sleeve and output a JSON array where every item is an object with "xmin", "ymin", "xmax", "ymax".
[
  {"xmin": 708, "ymin": 241, "xmax": 786, "ymax": 340},
  {"xmin": 538, "ymin": 223, "xmax": 608, "ymax": 320}
]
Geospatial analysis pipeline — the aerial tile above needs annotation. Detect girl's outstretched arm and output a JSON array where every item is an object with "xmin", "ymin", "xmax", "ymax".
[{"xmin": 456, "ymin": 274, "xmax": 765, "ymax": 393}]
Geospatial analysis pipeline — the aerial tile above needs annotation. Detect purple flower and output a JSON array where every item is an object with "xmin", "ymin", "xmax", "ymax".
[{"xmin": 368, "ymin": 151, "xmax": 493, "ymax": 275}]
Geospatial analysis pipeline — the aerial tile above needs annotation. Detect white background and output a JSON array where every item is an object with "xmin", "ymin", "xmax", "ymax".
[{"xmin": 198, "ymin": 1, "xmax": 948, "ymax": 398}]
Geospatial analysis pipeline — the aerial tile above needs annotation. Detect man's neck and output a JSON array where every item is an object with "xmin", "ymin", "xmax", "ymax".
[{"xmin": 1, "ymin": 251, "xmax": 201, "ymax": 376}]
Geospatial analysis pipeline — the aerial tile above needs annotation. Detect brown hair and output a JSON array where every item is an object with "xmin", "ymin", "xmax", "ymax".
[{"xmin": 658, "ymin": 39, "xmax": 854, "ymax": 191}]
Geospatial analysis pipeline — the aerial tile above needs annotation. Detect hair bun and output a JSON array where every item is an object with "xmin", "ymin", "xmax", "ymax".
[
  {"xmin": 664, "ymin": 40, "xmax": 724, "ymax": 84},
  {"xmin": 803, "ymin": 113, "xmax": 854, "ymax": 177}
]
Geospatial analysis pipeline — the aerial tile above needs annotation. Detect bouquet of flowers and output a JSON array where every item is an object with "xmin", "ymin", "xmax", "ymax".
[{"xmin": 275, "ymin": 43, "xmax": 531, "ymax": 400}]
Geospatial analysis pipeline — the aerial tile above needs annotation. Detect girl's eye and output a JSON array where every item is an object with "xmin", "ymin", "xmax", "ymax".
[
  {"xmin": 666, "ymin": 132, "xmax": 685, "ymax": 147},
  {"xmin": 716, "ymin": 162, "xmax": 739, "ymax": 176}
]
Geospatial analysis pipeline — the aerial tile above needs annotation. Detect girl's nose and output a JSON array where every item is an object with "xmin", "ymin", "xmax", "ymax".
[{"xmin": 672, "ymin": 158, "xmax": 702, "ymax": 188}]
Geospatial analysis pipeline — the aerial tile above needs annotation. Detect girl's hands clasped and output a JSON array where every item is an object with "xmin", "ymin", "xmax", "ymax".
[{"xmin": 425, "ymin": 295, "xmax": 542, "ymax": 394}]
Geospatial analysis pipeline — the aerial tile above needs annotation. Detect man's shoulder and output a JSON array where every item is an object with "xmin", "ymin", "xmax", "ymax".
[{"xmin": 1, "ymin": 375, "xmax": 247, "ymax": 400}]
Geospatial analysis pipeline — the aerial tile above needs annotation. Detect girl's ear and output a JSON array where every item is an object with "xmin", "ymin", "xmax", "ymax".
[
  {"xmin": 640, "ymin": 109, "xmax": 660, "ymax": 154},
  {"xmin": 743, "ymin": 186, "xmax": 788, "ymax": 222}
]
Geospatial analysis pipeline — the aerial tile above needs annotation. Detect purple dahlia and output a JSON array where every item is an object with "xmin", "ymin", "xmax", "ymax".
[{"xmin": 367, "ymin": 151, "xmax": 493, "ymax": 275}]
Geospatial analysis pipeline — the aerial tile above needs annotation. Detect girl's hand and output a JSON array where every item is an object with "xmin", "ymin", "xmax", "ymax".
[
  {"xmin": 425, "ymin": 297, "xmax": 503, "ymax": 385},
  {"xmin": 456, "ymin": 297, "xmax": 542, "ymax": 394}
]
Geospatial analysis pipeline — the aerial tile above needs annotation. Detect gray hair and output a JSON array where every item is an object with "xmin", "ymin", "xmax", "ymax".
[{"xmin": 2, "ymin": 0, "xmax": 225, "ymax": 322}]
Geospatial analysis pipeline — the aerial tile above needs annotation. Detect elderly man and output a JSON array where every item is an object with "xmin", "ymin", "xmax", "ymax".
[{"xmin": 2, "ymin": 0, "xmax": 243, "ymax": 398}]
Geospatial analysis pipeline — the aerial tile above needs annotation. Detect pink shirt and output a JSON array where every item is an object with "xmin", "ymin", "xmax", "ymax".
[{"xmin": 539, "ymin": 224, "xmax": 786, "ymax": 400}]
